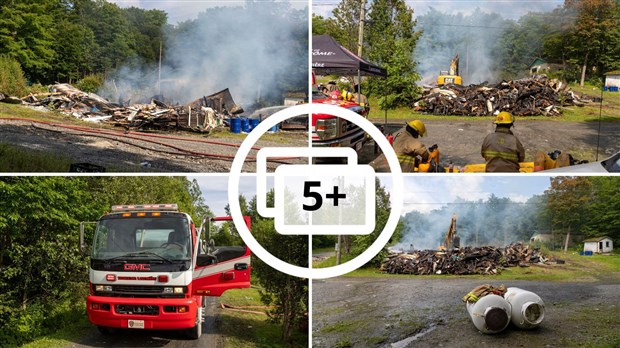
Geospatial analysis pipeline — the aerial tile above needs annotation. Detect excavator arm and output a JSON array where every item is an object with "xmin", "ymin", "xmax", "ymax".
[{"xmin": 440, "ymin": 213, "xmax": 458, "ymax": 250}]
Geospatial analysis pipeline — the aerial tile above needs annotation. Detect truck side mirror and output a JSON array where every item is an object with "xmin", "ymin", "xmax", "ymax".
[{"xmin": 79, "ymin": 222, "xmax": 96, "ymax": 255}]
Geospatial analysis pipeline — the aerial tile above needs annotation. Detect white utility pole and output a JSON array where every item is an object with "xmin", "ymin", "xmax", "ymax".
[{"xmin": 357, "ymin": 0, "xmax": 366, "ymax": 57}]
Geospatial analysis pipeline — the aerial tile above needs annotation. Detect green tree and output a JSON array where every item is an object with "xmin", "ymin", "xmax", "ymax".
[
  {"xmin": 329, "ymin": 0, "xmax": 365, "ymax": 53},
  {"xmin": 0, "ymin": 177, "xmax": 99, "ymax": 345},
  {"xmin": 563, "ymin": 0, "xmax": 619, "ymax": 85},
  {"xmin": 543, "ymin": 176, "xmax": 593, "ymax": 249},
  {"xmin": 0, "ymin": 55, "xmax": 28, "ymax": 96},
  {"xmin": 75, "ymin": 0, "xmax": 136, "ymax": 72},
  {"xmin": 582, "ymin": 177, "xmax": 620, "ymax": 244},
  {"xmin": 52, "ymin": 19, "xmax": 97, "ymax": 82},
  {"xmin": 240, "ymin": 191, "xmax": 308, "ymax": 342},
  {"xmin": 350, "ymin": 179, "xmax": 403, "ymax": 265},
  {"xmin": 122, "ymin": 7, "xmax": 168, "ymax": 63},
  {"xmin": 0, "ymin": 1, "xmax": 57, "ymax": 82},
  {"xmin": 365, "ymin": 0, "xmax": 421, "ymax": 108}
]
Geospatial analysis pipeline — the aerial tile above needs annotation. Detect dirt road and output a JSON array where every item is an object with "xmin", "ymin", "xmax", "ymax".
[
  {"xmin": 364, "ymin": 119, "xmax": 620, "ymax": 168},
  {"xmin": 68, "ymin": 297, "xmax": 223, "ymax": 348},
  {"xmin": 312, "ymin": 276, "xmax": 620, "ymax": 347}
]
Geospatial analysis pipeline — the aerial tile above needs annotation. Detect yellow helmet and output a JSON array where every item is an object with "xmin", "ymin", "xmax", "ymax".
[
  {"xmin": 407, "ymin": 120, "xmax": 427, "ymax": 137},
  {"xmin": 341, "ymin": 90, "xmax": 353, "ymax": 101},
  {"xmin": 494, "ymin": 111, "xmax": 514, "ymax": 125}
]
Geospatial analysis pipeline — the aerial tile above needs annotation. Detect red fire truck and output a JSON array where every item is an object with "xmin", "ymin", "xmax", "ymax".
[
  {"xmin": 312, "ymin": 94, "xmax": 369, "ymax": 153},
  {"xmin": 80, "ymin": 204, "xmax": 250, "ymax": 339}
]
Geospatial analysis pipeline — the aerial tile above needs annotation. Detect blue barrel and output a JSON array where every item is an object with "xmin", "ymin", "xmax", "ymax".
[
  {"xmin": 241, "ymin": 117, "xmax": 250, "ymax": 133},
  {"xmin": 230, "ymin": 117, "xmax": 241, "ymax": 133},
  {"xmin": 268, "ymin": 123, "xmax": 279, "ymax": 133},
  {"xmin": 249, "ymin": 118, "xmax": 260, "ymax": 132}
]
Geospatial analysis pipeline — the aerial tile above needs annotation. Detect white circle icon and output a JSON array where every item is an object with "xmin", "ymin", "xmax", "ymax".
[{"xmin": 228, "ymin": 103, "xmax": 403, "ymax": 279}]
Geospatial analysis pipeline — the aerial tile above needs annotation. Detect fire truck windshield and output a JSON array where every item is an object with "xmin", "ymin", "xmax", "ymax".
[{"xmin": 92, "ymin": 216, "xmax": 191, "ymax": 261}]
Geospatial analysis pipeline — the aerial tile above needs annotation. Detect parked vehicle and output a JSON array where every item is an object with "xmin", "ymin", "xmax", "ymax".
[
  {"xmin": 80, "ymin": 204, "xmax": 251, "ymax": 339},
  {"xmin": 544, "ymin": 151, "xmax": 620, "ymax": 173},
  {"xmin": 312, "ymin": 94, "xmax": 369, "ymax": 153}
]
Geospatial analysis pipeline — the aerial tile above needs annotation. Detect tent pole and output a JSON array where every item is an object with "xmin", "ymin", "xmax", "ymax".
[
  {"xmin": 384, "ymin": 86, "xmax": 387, "ymax": 131},
  {"xmin": 357, "ymin": 69, "xmax": 361, "ymax": 105}
]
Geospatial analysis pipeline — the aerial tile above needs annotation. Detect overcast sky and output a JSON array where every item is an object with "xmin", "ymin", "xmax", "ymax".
[
  {"xmin": 313, "ymin": 0, "xmax": 564, "ymax": 20},
  {"xmin": 108, "ymin": 0, "xmax": 308, "ymax": 24},
  {"xmin": 189, "ymin": 174, "xmax": 551, "ymax": 217}
]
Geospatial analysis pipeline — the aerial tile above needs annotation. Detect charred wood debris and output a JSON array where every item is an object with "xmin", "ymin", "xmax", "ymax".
[
  {"xmin": 381, "ymin": 243, "xmax": 550, "ymax": 275},
  {"xmin": 415, "ymin": 75, "xmax": 594, "ymax": 116},
  {"xmin": 4, "ymin": 84, "xmax": 243, "ymax": 132}
]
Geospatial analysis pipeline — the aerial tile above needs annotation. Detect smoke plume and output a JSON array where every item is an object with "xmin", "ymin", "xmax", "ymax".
[
  {"xmin": 394, "ymin": 195, "xmax": 542, "ymax": 251},
  {"xmin": 101, "ymin": 2, "xmax": 308, "ymax": 109}
]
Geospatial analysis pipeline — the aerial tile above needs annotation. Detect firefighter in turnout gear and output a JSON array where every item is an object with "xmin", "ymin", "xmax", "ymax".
[
  {"xmin": 393, "ymin": 120, "xmax": 430, "ymax": 172},
  {"xmin": 481, "ymin": 112, "xmax": 525, "ymax": 172}
]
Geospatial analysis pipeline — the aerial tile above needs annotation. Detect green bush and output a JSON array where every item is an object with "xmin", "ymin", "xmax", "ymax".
[
  {"xmin": 75, "ymin": 73, "xmax": 104, "ymax": 93},
  {"xmin": 0, "ymin": 55, "xmax": 28, "ymax": 97},
  {"xmin": 0, "ymin": 289, "xmax": 87, "ymax": 347}
]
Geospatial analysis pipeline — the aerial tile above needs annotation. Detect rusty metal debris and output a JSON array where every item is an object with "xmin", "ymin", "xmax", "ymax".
[
  {"xmin": 414, "ymin": 75, "xmax": 591, "ymax": 116},
  {"xmin": 380, "ymin": 243, "xmax": 548, "ymax": 275},
  {"xmin": 17, "ymin": 84, "xmax": 243, "ymax": 133}
]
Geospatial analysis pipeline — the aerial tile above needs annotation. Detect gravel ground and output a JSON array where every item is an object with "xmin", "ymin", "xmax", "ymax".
[
  {"xmin": 363, "ymin": 119, "xmax": 620, "ymax": 168},
  {"xmin": 0, "ymin": 119, "xmax": 307, "ymax": 172},
  {"xmin": 312, "ymin": 274, "xmax": 620, "ymax": 348}
]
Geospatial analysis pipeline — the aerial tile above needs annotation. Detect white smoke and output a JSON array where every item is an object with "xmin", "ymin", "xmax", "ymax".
[
  {"xmin": 101, "ymin": 2, "xmax": 308, "ymax": 108},
  {"xmin": 394, "ymin": 177, "xmax": 546, "ymax": 250},
  {"xmin": 414, "ymin": 7, "xmax": 508, "ymax": 85}
]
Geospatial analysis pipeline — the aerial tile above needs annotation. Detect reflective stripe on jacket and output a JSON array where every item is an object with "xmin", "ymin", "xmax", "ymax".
[
  {"xmin": 393, "ymin": 129, "xmax": 429, "ymax": 172},
  {"xmin": 481, "ymin": 127, "xmax": 525, "ymax": 172}
]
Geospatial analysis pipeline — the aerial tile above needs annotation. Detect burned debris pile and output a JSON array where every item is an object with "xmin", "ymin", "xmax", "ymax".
[
  {"xmin": 17, "ymin": 84, "xmax": 243, "ymax": 132},
  {"xmin": 380, "ymin": 243, "xmax": 548, "ymax": 275},
  {"xmin": 414, "ymin": 76, "xmax": 591, "ymax": 116}
]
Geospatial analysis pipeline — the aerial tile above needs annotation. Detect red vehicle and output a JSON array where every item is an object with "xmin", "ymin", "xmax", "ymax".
[
  {"xmin": 80, "ymin": 204, "xmax": 251, "ymax": 339},
  {"xmin": 312, "ymin": 93, "xmax": 368, "ymax": 153}
]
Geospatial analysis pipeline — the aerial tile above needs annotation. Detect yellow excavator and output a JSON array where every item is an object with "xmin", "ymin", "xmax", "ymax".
[
  {"xmin": 438, "ymin": 213, "xmax": 460, "ymax": 251},
  {"xmin": 437, "ymin": 55, "xmax": 462, "ymax": 86}
]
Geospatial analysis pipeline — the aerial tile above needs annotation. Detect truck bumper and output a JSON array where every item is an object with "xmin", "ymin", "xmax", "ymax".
[{"xmin": 87, "ymin": 295, "xmax": 197, "ymax": 330}]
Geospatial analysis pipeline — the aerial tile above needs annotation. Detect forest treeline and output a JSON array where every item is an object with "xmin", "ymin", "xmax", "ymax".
[{"xmin": 1, "ymin": 0, "xmax": 168, "ymax": 84}]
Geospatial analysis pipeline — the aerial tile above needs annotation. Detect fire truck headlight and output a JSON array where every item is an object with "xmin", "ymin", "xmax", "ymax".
[
  {"xmin": 163, "ymin": 287, "xmax": 173, "ymax": 294},
  {"xmin": 95, "ymin": 285, "xmax": 113, "ymax": 292},
  {"xmin": 173, "ymin": 287, "xmax": 184, "ymax": 294}
]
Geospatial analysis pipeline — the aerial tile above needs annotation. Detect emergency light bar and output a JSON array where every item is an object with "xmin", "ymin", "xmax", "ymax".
[{"xmin": 110, "ymin": 204, "xmax": 179, "ymax": 212}]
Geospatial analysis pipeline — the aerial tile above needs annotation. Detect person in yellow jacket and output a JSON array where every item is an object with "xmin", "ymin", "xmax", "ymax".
[
  {"xmin": 481, "ymin": 112, "xmax": 525, "ymax": 172},
  {"xmin": 393, "ymin": 120, "xmax": 430, "ymax": 172}
]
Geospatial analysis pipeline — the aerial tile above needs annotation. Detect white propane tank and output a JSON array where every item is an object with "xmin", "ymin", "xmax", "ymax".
[
  {"xmin": 466, "ymin": 294, "xmax": 511, "ymax": 334},
  {"xmin": 504, "ymin": 287, "xmax": 545, "ymax": 329}
]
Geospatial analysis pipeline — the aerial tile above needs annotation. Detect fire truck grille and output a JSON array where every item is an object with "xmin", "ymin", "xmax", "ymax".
[
  {"xmin": 95, "ymin": 285, "xmax": 185, "ymax": 298},
  {"xmin": 115, "ymin": 304, "xmax": 159, "ymax": 316}
]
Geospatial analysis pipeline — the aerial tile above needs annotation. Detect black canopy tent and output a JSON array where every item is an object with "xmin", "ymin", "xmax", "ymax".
[
  {"xmin": 312, "ymin": 35, "xmax": 388, "ymax": 128},
  {"xmin": 312, "ymin": 35, "xmax": 387, "ymax": 77}
]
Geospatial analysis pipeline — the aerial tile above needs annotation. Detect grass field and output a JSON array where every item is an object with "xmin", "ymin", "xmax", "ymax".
[
  {"xmin": 19, "ymin": 305, "xmax": 93, "ymax": 348},
  {"xmin": 0, "ymin": 142, "xmax": 73, "ymax": 172},
  {"xmin": 219, "ymin": 287, "xmax": 307, "ymax": 347}
]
